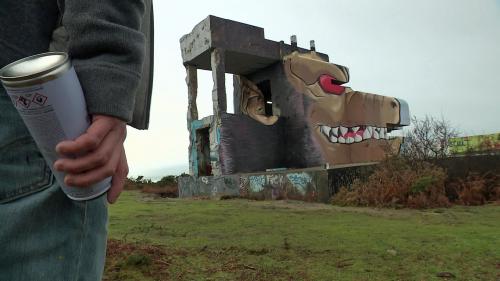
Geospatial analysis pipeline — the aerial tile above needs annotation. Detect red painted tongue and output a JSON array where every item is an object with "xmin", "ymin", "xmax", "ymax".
[
  {"xmin": 342, "ymin": 129, "xmax": 365, "ymax": 138},
  {"xmin": 345, "ymin": 132, "xmax": 355, "ymax": 138},
  {"xmin": 319, "ymin": 75, "xmax": 345, "ymax": 95}
]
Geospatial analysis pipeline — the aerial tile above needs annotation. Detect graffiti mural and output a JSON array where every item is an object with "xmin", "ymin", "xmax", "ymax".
[
  {"xmin": 283, "ymin": 51, "xmax": 409, "ymax": 165},
  {"xmin": 242, "ymin": 171, "xmax": 322, "ymax": 201},
  {"xmin": 286, "ymin": 173, "xmax": 312, "ymax": 190},
  {"xmin": 449, "ymin": 133, "xmax": 500, "ymax": 155},
  {"xmin": 239, "ymin": 77, "xmax": 279, "ymax": 126}
]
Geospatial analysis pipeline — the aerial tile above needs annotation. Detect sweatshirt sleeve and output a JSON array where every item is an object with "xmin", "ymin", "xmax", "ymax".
[{"xmin": 61, "ymin": 0, "xmax": 146, "ymax": 122}]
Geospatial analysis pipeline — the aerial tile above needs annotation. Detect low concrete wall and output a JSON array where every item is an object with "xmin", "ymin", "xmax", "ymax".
[
  {"xmin": 240, "ymin": 169, "xmax": 329, "ymax": 202},
  {"xmin": 178, "ymin": 165, "xmax": 375, "ymax": 203},
  {"xmin": 178, "ymin": 175, "xmax": 240, "ymax": 198},
  {"xmin": 178, "ymin": 155, "xmax": 500, "ymax": 202}
]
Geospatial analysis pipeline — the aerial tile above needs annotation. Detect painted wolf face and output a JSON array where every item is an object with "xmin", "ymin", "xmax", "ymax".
[{"xmin": 284, "ymin": 52, "xmax": 410, "ymax": 165}]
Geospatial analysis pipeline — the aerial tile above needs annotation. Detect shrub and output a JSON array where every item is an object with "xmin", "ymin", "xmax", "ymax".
[
  {"xmin": 332, "ymin": 157, "xmax": 450, "ymax": 209},
  {"xmin": 401, "ymin": 115, "xmax": 459, "ymax": 160},
  {"xmin": 142, "ymin": 185, "xmax": 179, "ymax": 198},
  {"xmin": 449, "ymin": 173, "xmax": 500, "ymax": 205}
]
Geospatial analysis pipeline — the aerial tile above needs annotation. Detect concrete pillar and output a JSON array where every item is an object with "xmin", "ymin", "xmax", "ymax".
[
  {"xmin": 186, "ymin": 65, "xmax": 198, "ymax": 128},
  {"xmin": 185, "ymin": 65, "xmax": 198, "ymax": 175},
  {"xmin": 209, "ymin": 48, "xmax": 226, "ymax": 176},
  {"xmin": 211, "ymin": 48, "xmax": 227, "ymax": 116}
]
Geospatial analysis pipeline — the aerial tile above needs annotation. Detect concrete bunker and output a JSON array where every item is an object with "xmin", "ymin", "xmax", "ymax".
[{"xmin": 178, "ymin": 16, "xmax": 410, "ymax": 201}]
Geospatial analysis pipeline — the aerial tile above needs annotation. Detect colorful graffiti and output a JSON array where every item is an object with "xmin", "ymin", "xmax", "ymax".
[
  {"xmin": 244, "ymin": 171, "xmax": 320, "ymax": 201},
  {"xmin": 449, "ymin": 133, "xmax": 500, "ymax": 155},
  {"xmin": 283, "ymin": 51, "xmax": 409, "ymax": 165},
  {"xmin": 286, "ymin": 173, "xmax": 312, "ymax": 190}
]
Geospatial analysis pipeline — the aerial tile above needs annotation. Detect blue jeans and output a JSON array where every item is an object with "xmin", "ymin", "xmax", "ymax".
[{"xmin": 0, "ymin": 88, "xmax": 108, "ymax": 281}]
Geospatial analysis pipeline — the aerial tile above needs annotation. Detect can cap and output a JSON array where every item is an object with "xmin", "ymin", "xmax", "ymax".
[{"xmin": 0, "ymin": 52, "xmax": 69, "ymax": 86}]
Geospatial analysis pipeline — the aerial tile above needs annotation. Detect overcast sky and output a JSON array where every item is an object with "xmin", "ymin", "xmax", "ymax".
[{"xmin": 124, "ymin": 0, "xmax": 500, "ymax": 179}]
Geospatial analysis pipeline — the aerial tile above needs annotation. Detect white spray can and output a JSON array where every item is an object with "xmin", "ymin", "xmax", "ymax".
[{"xmin": 0, "ymin": 52, "xmax": 111, "ymax": 201}]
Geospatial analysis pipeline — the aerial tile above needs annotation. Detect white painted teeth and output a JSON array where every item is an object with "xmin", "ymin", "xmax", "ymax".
[
  {"xmin": 320, "ymin": 125, "xmax": 394, "ymax": 144},
  {"xmin": 340, "ymin": 126, "xmax": 348, "ymax": 135},
  {"xmin": 321, "ymin": 125, "xmax": 331, "ymax": 136},
  {"xmin": 379, "ymin": 128, "xmax": 386, "ymax": 139},
  {"xmin": 332, "ymin": 127, "xmax": 339, "ymax": 136},
  {"xmin": 363, "ymin": 129, "xmax": 371, "ymax": 139}
]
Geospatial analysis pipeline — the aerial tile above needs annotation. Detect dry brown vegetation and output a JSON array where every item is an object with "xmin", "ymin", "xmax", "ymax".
[
  {"xmin": 125, "ymin": 175, "xmax": 179, "ymax": 198},
  {"xmin": 332, "ymin": 156, "xmax": 499, "ymax": 209},
  {"xmin": 332, "ymin": 157, "xmax": 450, "ymax": 208},
  {"xmin": 448, "ymin": 173, "xmax": 500, "ymax": 206}
]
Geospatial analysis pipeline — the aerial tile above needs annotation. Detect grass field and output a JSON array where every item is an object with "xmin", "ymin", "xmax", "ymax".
[{"xmin": 103, "ymin": 191, "xmax": 500, "ymax": 281}]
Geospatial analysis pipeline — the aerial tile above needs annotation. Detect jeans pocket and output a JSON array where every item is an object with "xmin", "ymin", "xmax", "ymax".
[{"xmin": 0, "ymin": 138, "xmax": 54, "ymax": 203}]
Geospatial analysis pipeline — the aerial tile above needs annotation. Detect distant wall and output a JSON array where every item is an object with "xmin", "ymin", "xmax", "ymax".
[
  {"xmin": 449, "ymin": 133, "xmax": 500, "ymax": 155},
  {"xmin": 434, "ymin": 154, "xmax": 500, "ymax": 178}
]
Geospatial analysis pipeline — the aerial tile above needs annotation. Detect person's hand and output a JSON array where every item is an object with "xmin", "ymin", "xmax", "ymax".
[{"xmin": 54, "ymin": 115, "xmax": 129, "ymax": 204}]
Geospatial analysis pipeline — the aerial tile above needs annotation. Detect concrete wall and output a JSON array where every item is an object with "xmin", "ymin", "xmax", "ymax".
[
  {"xmin": 240, "ymin": 169, "xmax": 329, "ymax": 202},
  {"xmin": 179, "ymin": 165, "xmax": 375, "ymax": 203},
  {"xmin": 178, "ymin": 174, "xmax": 240, "ymax": 198},
  {"xmin": 179, "ymin": 155, "xmax": 500, "ymax": 203},
  {"xmin": 434, "ymin": 154, "xmax": 500, "ymax": 178}
]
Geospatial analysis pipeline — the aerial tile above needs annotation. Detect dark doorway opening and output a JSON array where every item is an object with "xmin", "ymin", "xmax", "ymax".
[
  {"xmin": 257, "ymin": 80, "xmax": 272, "ymax": 116},
  {"xmin": 196, "ymin": 127, "xmax": 212, "ymax": 176}
]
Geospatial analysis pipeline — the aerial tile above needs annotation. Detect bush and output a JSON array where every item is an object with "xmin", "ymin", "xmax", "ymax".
[
  {"xmin": 401, "ymin": 115, "xmax": 459, "ymax": 160},
  {"xmin": 332, "ymin": 157, "xmax": 450, "ymax": 209},
  {"xmin": 448, "ymin": 173, "xmax": 500, "ymax": 205},
  {"xmin": 142, "ymin": 185, "xmax": 179, "ymax": 198}
]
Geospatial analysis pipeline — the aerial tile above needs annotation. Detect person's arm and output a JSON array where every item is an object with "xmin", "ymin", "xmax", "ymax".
[{"xmin": 53, "ymin": 0, "xmax": 146, "ymax": 203}]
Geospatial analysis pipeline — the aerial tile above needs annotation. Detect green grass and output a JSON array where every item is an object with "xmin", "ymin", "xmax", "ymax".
[{"xmin": 104, "ymin": 191, "xmax": 500, "ymax": 281}]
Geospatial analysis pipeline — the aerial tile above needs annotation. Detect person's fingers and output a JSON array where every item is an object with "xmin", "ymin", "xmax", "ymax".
[
  {"xmin": 55, "ymin": 117, "xmax": 117, "ymax": 156},
  {"xmin": 54, "ymin": 125, "xmax": 125, "ymax": 173},
  {"xmin": 64, "ymin": 143, "xmax": 122, "ymax": 187},
  {"xmin": 107, "ymin": 148, "xmax": 128, "ymax": 204}
]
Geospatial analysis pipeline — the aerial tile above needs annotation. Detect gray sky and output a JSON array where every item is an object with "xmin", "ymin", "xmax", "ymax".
[{"xmin": 125, "ymin": 0, "xmax": 500, "ymax": 179}]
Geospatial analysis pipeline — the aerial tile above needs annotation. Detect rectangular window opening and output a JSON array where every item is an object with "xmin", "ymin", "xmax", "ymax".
[
  {"xmin": 257, "ymin": 80, "xmax": 272, "ymax": 116},
  {"xmin": 196, "ymin": 127, "xmax": 212, "ymax": 176}
]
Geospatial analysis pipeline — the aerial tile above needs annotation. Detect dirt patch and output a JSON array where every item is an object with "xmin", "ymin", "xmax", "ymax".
[
  {"xmin": 104, "ymin": 239, "xmax": 311, "ymax": 281},
  {"xmin": 104, "ymin": 239, "xmax": 181, "ymax": 280}
]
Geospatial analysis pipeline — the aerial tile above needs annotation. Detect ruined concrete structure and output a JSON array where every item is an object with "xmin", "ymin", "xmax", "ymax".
[{"xmin": 178, "ymin": 16, "xmax": 410, "ymax": 201}]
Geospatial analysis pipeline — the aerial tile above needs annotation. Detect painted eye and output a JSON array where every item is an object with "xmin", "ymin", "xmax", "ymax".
[{"xmin": 319, "ymin": 74, "xmax": 345, "ymax": 95}]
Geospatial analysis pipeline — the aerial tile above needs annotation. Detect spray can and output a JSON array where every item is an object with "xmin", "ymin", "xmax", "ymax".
[{"xmin": 0, "ymin": 52, "xmax": 111, "ymax": 200}]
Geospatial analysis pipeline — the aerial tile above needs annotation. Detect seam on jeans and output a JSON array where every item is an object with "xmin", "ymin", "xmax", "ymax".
[
  {"xmin": 75, "ymin": 201, "xmax": 88, "ymax": 281},
  {"xmin": 0, "ymin": 136, "xmax": 34, "ymax": 154},
  {"xmin": 0, "ymin": 138, "xmax": 52, "ymax": 203},
  {"xmin": 0, "ymin": 163, "xmax": 53, "ymax": 204}
]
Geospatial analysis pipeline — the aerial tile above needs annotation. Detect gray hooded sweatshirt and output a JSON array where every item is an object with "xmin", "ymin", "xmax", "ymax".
[{"xmin": 0, "ymin": 0, "xmax": 146, "ymax": 123}]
